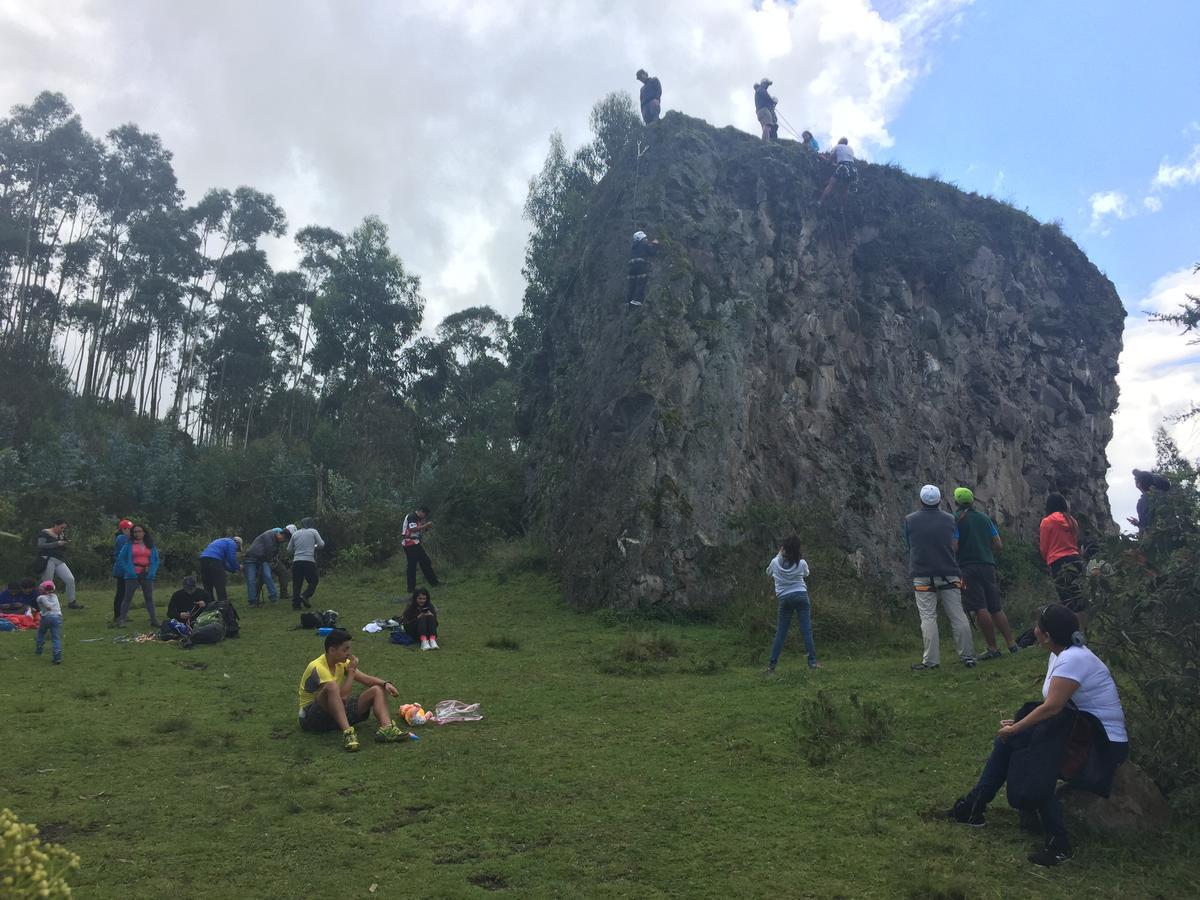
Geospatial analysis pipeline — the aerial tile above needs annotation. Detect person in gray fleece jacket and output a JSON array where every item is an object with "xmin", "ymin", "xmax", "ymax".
[{"xmin": 287, "ymin": 518, "xmax": 325, "ymax": 610}]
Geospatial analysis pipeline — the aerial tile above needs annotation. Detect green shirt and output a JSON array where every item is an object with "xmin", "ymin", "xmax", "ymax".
[{"xmin": 956, "ymin": 507, "xmax": 999, "ymax": 566}]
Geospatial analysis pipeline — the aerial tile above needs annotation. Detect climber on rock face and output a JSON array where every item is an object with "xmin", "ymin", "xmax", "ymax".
[
  {"xmin": 801, "ymin": 130, "xmax": 819, "ymax": 152},
  {"xmin": 818, "ymin": 137, "xmax": 858, "ymax": 207},
  {"xmin": 625, "ymin": 230, "xmax": 659, "ymax": 307},
  {"xmin": 754, "ymin": 79, "xmax": 778, "ymax": 141},
  {"xmin": 636, "ymin": 69, "xmax": 662, "ymax": 124}
]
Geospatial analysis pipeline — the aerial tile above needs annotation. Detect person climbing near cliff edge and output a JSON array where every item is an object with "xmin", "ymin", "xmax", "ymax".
[
  {"xmin": 754, "ymin": 79, "xmax": 778, "ymax": 141},
  {"xmin": 636, "ymin": 69, "xmax": 662, "ymax": 124},
  {"xmin": 801, "ymin": 130, "xmax": 819, "ymax": 152},
  {"xmin": 626, "ymin": 230, "xmax": 659, "ymax": 307},
  {"xmin": 818, "ymin": 137, "xmax": 858, "ymax": 206}
]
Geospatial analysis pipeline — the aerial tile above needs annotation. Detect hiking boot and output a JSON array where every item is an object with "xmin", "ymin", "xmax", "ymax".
[
  {"xmin": 342, "ymin": 727, "xmax": 360, "ymax": 753},
  {"xmin": 376, "ymin": 723, "xmax": 408, "ymax": 743},
  {"xmin": 420, "ymin": 638, "xmax": 431, "ymax": 651},
  {"xmin": 947, "ymin": 796, "xmax": 986, "ymax": 827},
  {"xmin": 1028, "ymin": 838, "xmax": 1073, "ymax": 867},
  {"xmin": 301, "ymin": 598, "xmax": 312, "ymax": 609},
  {"xmin": 911, "ymin": 662, "xmax": 939, "ymax": 671},
  {"xmin": 980, "ymin": 649, "xmax": 1003, "ymax": 661},
  {"xmin": 428, "ymin": 637, "xmax": 439, "ymax": 650}
]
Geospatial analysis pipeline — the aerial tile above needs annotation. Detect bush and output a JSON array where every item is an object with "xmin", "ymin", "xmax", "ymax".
[
  {"xmin": 0, "ymin": 807, "xmax": 80, "ymax": 898},
  {"xmin": 791, "ymin": 691, "xmax": 897, "ymax": 767},
  {"xmin": 1089, "ymin": 435, "xmax": 1200, "ymax": 811}
]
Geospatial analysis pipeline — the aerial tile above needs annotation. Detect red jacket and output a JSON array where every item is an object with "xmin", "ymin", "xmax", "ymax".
[{"xmin": 1039, "ymin": 512, "xmax": 1080, "ymax": 566}]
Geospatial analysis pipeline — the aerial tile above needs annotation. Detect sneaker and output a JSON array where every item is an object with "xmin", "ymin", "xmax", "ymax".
[
  {"xmin": 980, "ymin": 649, "xmax": 1003, "ymax": 661},
  {"xmin": 1008, "ymin": 645, "xmax": 1021, "ymax": 654},
  {"xmin": 1028, "ymin": 840, "xmax": 1073, "ymax": 867},
  {"xmin": 764, "ymin": 665, "xmax": 777, "ymax": 676},
  {"xmin": 963, "ymin": 658, "xmax": 978, "ymax": 669},
  {"xmin": 808, "ymin": 662, "xmax": 823, "ymax": 669},
  {"xmin": 947, "ymin": 796, "xmax": 986, "ymax": 827},
  {"xmin": 376, "ymin": 723, "xmax": 406, "ymax": 743},
  {"xmin": 420, "ymin": 638, "xmax": 431, "ymax": 651},
  {"xmin": 52, "ymin": 654, "xmax": 62, "ymax": 665},
  {"xmin": 342, "ymin": 727, "xmax": 360, "ymax": 753},
  {"xmin": 35, "ymin": 645, "xmax": 43, "ymax": 656},
  {"xmin": 911, "ymin": 662, "xmax": 939, "ymax": 671},
  {"xmin": 428, "ymin": 637, "xmax": 439, "ymax": 650}
]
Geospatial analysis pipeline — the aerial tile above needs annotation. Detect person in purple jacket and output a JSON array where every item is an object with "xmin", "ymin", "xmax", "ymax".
[{"xmin": 199, "ymin": 535, "xmax": 242, "ymax": 607}]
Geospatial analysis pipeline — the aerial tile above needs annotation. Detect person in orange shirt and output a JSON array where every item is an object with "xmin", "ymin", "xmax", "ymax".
[{"xmin": 1038, "ymin": 493, "xmax": 1086, "ymax": 624}]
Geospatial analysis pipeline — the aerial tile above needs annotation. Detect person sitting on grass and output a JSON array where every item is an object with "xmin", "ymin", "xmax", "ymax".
[
  {"xmin": 947, "ymin": 604, "xmax": 1129, "ymax": 867},
  {"xmin": 297, "ymin": 628, "xmax": 408, "ymax": 751},
  {"xmin": 402, "ymin": 588, "xmax": 440, "ymax": 651},
  {"xmin": 167, "ymin": 575, "xmax": 212, "ymax": 622},
  {"xmin": 0, "ymin": 579, "xmax": 33, "ymax": 613}
]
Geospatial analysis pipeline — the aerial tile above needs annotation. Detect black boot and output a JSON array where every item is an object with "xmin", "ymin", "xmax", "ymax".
[
  {"xmin": 947, "ymin": 793, "xmax": 986, "ymax": 827},
  {"xmin": 1028, "ymin": 835, "xmax": 1073, "ymax": 867}
]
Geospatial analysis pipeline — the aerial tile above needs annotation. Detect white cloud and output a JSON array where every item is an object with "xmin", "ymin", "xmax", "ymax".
[
  {"xmin": 1108, "ymin": 266, "xmax": 1200, "ymax": 528},
  {"xmin": 1088, "ymin": 190, "xmax": 1131, "ymax": 233},
  {"xmin": 0, "ymin": 0, "xmax": 970, "ymax": 329},
  {"xmin": 1143, "ymin": 195, "xmax": 1163, "ymax": 213},
  {"xmin": 1152, "ymin": 143, "xmax": 1200, "ymax": 190}
]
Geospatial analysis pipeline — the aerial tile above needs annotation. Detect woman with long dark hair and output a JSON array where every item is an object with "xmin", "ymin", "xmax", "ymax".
[
  {"xmin": 115, "ymin": 523, "xmax": 161, "ymax": 628},
  {"xmin": 765, "ymin": 534, "xmax": 821, "ymax": 673},
  {"xmin": 948, "ymin": 604, "xmax": 1129, "ymax": 866},
  {"xmin": 1039, "ymin": 493, "xmax": 1086, "ymax": 622},
  {"xmin": 402, "ymin": 588, "xmax": 439, "ymax": 651}
]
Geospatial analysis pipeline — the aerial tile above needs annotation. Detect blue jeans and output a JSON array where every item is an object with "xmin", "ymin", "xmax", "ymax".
[
  {"xmin": 972, "ymin": 736, "xmax": 1066, "ymax": 839},
  {"xmin": 36, "ymin": 614, "xmax": 63, "ymax": 659},
  {"xmin": 244, "ymin": 560, "xmax": 278, "ymax": 604},
  {"xmin": 769, "ymin": 591, "xmax": 817, "ymax": 668}
]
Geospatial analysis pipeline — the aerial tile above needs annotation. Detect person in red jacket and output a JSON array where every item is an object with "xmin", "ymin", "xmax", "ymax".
[{"xmin": 1038, "ymin": 493, "xmax": 1086, "ymax": 624}]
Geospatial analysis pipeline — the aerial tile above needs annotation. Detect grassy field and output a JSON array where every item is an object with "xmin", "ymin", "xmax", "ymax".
[{"xmin": 2, "ymin": 559, "xmax": 1196, "ymax": 899}]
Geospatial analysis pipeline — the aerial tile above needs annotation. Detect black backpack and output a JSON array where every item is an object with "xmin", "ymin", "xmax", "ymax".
[{"xmin": 204, "ymin": 600, "xmax": 240, "ymax": 638}]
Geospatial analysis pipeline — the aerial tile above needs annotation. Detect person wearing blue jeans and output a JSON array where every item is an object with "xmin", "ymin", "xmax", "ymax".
[
  {"xmin": 765, "ymin": 535, "xmax": 821, "ymax": 672},
  {"xmin": 34, "ymin": 580, "xmax": 63, "ymax": 664},
  {"xmin": 243, "ymin": 528, "xmax": 288, "ymax": 605}
]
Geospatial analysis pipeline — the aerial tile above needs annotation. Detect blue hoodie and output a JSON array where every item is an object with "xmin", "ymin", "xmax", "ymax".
[
  {"xmin": 200, "ymin": 537, "xmax": 240, "ymax": 573},
  {"xmin": 111, "ymin": 532, "xmax": 129, "ymax": 577},
  {"xmin": 115, "ymin": 540, "xmax": 161, "ymax": 581}
]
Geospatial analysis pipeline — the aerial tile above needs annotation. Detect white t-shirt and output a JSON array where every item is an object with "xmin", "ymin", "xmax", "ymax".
[
  {"xmin": 37, "ymin": 592, "xmax": 62, "ymax": 617},
  {"xmin": 1043, "ymin": 645, "xmax": 1128, "ymax": 742},
  {"xmin": 766, "ymin": 555, "xmax": 809, "ymax": 597},
  {"xmin": 833, "ymin": 143, "xmax": 855, "ymax": 163}
]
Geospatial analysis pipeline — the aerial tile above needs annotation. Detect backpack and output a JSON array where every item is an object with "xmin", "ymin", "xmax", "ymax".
[
  {"xmin": 320, "ymin": 609, "xmax": 339, "ymax": 629},
  {"xmin": 198, "ymin": 601, "xmax": 240, "ymax": 638},
  {"xmin": 300, "ymin": 612, "xmax": 322, "ymax": 629}
]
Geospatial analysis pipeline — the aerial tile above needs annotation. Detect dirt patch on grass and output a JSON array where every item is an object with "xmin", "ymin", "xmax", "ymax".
[{"xmin": 467, "ymin": 872, "xmax": 508, "ymax": 890}]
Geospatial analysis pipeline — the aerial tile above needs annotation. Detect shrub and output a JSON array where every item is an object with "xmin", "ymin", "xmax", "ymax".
[
  {"xmin": 791, "ymin": 691, "xmax": 897, "ymax": 766},
  {"xmin": 0, "ymin": 807, "xmax": 80, "ymax": 898}
]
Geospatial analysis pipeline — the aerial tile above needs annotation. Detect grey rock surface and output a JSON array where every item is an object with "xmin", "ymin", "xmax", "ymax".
[{"xmin": 520, "ymin": 113, "xmax": 1124, "ymax": 610}]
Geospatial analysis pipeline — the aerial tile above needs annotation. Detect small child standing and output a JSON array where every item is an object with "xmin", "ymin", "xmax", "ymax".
[
  {"xmin": 402, "ymin": 588, "xmax": 440, "ymax": 651},
  {"xmin": 35, "ymin": 579, "xmax": 63, "ymax": 664}
]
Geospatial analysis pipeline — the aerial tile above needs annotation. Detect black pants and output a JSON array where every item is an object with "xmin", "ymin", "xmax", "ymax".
[
  {"xmin": 404, "ymin": 611, "xmax": 438, "ymax": 639},
  {"xmin": 292, "ymin": 560, "xmax": 319, "ymax": 607},
  {"xmin": 199, "ymin": 557, "xmax": 229, "ymax": 605},
  {"xmin": 404, "ymin": 545, "xmax": 439, "ymax": 592},
  {"xmin": 113, "ymin": 577, "xmax": 126, "ymax": 621}
]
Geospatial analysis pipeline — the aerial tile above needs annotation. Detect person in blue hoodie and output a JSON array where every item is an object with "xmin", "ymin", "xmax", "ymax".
[
  {"xmin": 114, "ymin": 523, "xmax": 161, "ymax": 629},
  {"xmin": 111, "ymin": 518, "xmax": 132, "ymax": 624},
  {"xmin": 199, "ymin": 535, "xmax": 242, "ymax": 607}
]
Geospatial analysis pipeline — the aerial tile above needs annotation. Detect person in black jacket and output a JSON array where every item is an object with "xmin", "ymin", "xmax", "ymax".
[
  {"xmin": 402, "ymin": 588, "xmax": 439, "ymax": 651},
  {"xmin": 626, "ymin": 230, "xmax": 659, "ymax": 307},
  {"xmin": 1128, "ymin": 468, "xmax": 1171, "ymax": 535},
  {"xmin": 947, "ymin": 605, "xmax": 1130, "ymax": 867},
  {"xmin": 754, "ymin": 79, "xmax": 778, "ymax": 141},
  {"xmin": 635, "ymin": 69, "xmax": 662, "ymax": 123}
]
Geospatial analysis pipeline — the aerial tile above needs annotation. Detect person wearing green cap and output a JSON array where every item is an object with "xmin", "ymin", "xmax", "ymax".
[{"xmin": 953, "ymin": 487, "xmax": 1017, "ymax": 659}]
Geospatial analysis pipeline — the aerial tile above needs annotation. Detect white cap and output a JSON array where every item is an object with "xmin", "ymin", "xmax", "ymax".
[
  {"xmin": 920, "ymin": 485, "xmax": 941, "ymax": 506},
  {"xmin": 633, "ymin": 230, "xmax": 647, "ymax": 241}
]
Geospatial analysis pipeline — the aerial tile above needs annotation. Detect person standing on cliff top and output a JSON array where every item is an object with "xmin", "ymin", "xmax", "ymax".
[
  {"xmin": 818, "ymin": 137, "xmax": 857, "ymax": 206},
  {"xmin": 904, "ymin": 485, "xmax": 977, "ymax": 671},
  {"xmin": 754, "ymin": 79, "xmax": 778, "ymax": 141},
  {"xmin": 636, "ymin": 69, "xmax": 662, "ymax": 124},
  {"xmin": 626, "ymin": 231, "xmax": 659, "ymax": 307},
  {"xmin": 953, "ymin": 487, "xmax": 1018, "ymax": 660}
]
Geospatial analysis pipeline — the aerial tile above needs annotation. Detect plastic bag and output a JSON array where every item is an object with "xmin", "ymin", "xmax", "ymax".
[{"xmin": 433, "ymin": 700, "xmax": 483, "ymax": 724}]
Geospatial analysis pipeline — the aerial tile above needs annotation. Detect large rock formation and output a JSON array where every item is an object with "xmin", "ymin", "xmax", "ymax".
[{"xmin": 519, "ymin": 113, "xmax": 1124, "ymax": 610}]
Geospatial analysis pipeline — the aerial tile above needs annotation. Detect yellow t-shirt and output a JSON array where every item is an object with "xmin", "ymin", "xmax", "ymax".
[{"xmin": 298, "ymin": 653, "xmax": 348, "ymax": 712}]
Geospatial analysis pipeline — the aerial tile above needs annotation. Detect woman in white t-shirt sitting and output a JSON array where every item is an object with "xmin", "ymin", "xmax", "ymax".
[
  {"xmin": 764, "ymin": 535, "xmax": 821, "ymax": 673},
  {"xmin": 948, "ymin": 604, "xmax": 1129, "ymax": 867}
]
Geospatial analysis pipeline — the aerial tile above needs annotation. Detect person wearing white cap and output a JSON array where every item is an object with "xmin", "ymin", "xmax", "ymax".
[
  {"xmin": 625, "ymin": 230, "xmax": 659, "ymax": 307},
  {"xmin": 903, "ymin": 484, "xmax": 976, "ymax": 670}
]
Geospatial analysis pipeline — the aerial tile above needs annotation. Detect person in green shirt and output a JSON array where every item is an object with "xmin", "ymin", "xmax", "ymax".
[{"xmin": 954, "ymin": 487, "xmax": 1018, "ymax": 659}]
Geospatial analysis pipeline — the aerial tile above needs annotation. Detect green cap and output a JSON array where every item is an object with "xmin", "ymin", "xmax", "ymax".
[{"xmin": 954, "ymin": 487, "xmax": 974, "ymax": 506}]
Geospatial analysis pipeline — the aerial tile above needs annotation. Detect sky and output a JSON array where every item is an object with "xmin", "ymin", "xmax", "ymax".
[{"xmin": 0, "ymin": 0, "xmax": 1196, "ymax": 526}]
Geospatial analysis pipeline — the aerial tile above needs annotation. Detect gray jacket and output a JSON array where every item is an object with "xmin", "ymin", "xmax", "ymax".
[
  {"xmin": 37, "ymin": 529, "xmax": 68, "ymax": 561},
  {"xmin": 288, "ymin": 528, "xmax": 325, "ymax": 563},
  {"xmin": 903, "ymin": 507, "xmax": 960, "ymax": 578},
  {"xmin": 244, "ymin": 530, "xmax": 282, "ymax": 563}
]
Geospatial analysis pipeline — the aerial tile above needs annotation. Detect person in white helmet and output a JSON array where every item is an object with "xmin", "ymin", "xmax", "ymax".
[
  {"xmin": 903, "ymin": 484, "xmax": 977, "ymax": 670},
  {"xmin": 626, "ymin": 230, "xmax": 660, "ymax": 307}
]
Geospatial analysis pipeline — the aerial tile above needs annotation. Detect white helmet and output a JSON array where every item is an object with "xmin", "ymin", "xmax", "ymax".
[
  {"xmin": 633, "ymin": 230, "xmax": 647, "ymax": 242},
  {"xmin": 919, "ymin": 485, "xmax": 941, "ymax": 506}
]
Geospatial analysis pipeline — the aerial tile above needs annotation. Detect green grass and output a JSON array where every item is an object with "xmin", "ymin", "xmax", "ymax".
[{"xmin": 3, "ymin": 561, "xmax": 1197, "ymax": 898}]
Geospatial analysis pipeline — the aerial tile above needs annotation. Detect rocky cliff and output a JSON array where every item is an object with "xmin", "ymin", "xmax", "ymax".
[{"xmin": 518, "ymin": 113, "xmax": 1125, "ymax": 611}]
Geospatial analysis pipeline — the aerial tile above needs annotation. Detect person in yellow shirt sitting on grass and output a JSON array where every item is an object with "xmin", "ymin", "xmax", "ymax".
[{"xmin": 297, "ymin": 628, "xmax": 408, "ymax": 751}]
